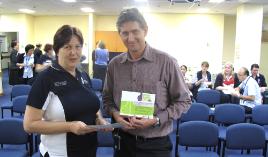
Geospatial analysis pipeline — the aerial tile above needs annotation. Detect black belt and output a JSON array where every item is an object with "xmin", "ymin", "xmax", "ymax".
[{"xmin": 118, "ymin": 130, "xmax": 167, "ymax": 142}]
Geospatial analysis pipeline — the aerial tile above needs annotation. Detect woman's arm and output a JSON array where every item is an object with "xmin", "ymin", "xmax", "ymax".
[{"xmin": 24, "ymin": 106, "xmax": 96, "ymax": 135}]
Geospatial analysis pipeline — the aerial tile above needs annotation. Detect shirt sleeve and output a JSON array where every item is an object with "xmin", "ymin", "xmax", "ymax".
[
  {"xmin": 247, "ymin": 80, "xmax": 259, "ymax": 97},
  {"xmin": 26, "ymin": 71, "xmax": 51, "ymax": 109},
  {"xmin": 157, "ymin": 58, "xmax": 191, "ymax": 124},
  {"xmin": 103, "ymin": 61, "xmax": 119, "ymax": 115}
]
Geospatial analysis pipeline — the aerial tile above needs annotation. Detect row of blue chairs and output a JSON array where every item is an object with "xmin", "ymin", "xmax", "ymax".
[
  {"xmin": 175, "ymin": 103, "xmax": 268, "ymax": 157},
  {"xmin": 178, "ymin": 121, "xmax": 267, "ymax": 157}
]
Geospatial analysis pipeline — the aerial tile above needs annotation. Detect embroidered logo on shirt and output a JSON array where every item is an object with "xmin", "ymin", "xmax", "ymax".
[{"xmin": 54, "ymin": 81, "xmax": 67, "ymax": 87}]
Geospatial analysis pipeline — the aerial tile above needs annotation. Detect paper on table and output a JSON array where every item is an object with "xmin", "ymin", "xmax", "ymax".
[{"xmin": 87, "ymin": 123, "xmax": 123, "ymax": 130}]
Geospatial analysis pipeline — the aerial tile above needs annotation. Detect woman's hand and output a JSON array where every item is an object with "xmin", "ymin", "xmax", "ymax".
[
  {"xmin": 96, "ymin": 118, "xmax": 113, "ymax": 132},
  {"xmin": 69, "ymin": 121, "xmax": 97, "ymax": 135}
]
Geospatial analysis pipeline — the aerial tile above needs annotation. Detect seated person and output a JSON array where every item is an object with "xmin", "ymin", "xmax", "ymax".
[
  {"xmin": 214, "ymin": 62, "xmax": 240, "ymax": 103},
  {"xmin": 231, "ymin": 67, "xmax": 262, "ymax": 114},
  {"xmin": 251, "ymin": 63, "xmax": 267, "ymax": 92},
  {"xmin": 180, "ymin": 65, "xmax": 192, "ymax": 89},
  {"xmin": 35, "ymin": 43, "xmax": 55, "ymax": 73},
  {"xmin": 191, "ymin": 61, "xmax": 212, "ymax": 99}
]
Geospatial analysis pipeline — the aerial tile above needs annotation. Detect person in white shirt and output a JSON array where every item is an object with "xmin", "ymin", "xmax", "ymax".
[{"xmin": 232, "ymin": 67, "xmax": 262, "ymax": 114}]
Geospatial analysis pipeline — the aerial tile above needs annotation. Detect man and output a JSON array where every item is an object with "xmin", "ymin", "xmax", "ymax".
[
  {"xmin": 232, "ymin": 67, "xmax": 262, "ymax": 114},
  {"xmin": 103, "ymin": 8, "xmax": 191, "ymax": 157},
  {"xmin": 251, "ymin": 64, "xmax": 267, "ymax": 92}
]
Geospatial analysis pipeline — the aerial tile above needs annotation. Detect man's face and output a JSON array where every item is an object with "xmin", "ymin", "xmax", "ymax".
[
  {"xmin": 237, "ymin": 68, "xmax": 247, "ymax": 82},
  {"xmin": 251, "ymin": 67, "xmax": 259, "ymax": 76},
  {"xmin": 119, "ymin": 21, "xmax": 147, "ymax": 54}
]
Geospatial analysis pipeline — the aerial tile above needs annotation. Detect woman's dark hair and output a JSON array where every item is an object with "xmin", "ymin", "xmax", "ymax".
[
  {"xmin": 11, "ymin": 41, "xmax": 18, "ymax": 48},
  {"xmin": 116, "ymin": 8, "xmax": 147, "ymax": 33},
  {"xmin": 25, "ymin": 44, "xmax": 35, "ymax": 54},
  {"xmin": 181, "ymin": 65, "xmax": 187, "ymax": 71},
  {"xmin": 44, "ymin": 44, "xmax": 53, "ymax": 53},
  {"xmin": 53, "ymin": 25, "xmax": 83, "ymax": 55},
  {"xmin": 250, "ymin": 64, "xmax": 259, "ymax": 70}
]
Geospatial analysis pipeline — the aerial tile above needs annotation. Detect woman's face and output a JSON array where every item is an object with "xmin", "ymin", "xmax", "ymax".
[
  {"xmin": 224, "ymin": 64, "xmax": 232, "ymax": 75},
  {"xmin": 57, "ymin": 35, "xmax": 82, "ymax": 71},
  {"xmin": 180, "ymin": 66, "xmax": 187, "ymax": 76},
  {"xmin": 27, "ymin": 48, "xmax": 34, "ymax": 56},
  {"xmin": 201, "ymin": 65, "xmax": 208, "ymax": 72}
]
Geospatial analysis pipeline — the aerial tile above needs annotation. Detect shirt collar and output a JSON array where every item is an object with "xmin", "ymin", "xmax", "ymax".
[{"xmin": 120, "ymin": 43, "xmax": 153, "ymax": 63}]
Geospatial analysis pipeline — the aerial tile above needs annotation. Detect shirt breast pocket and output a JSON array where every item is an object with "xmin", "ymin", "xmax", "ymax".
[{"xmin": 155, "ymin": 81, "xmax": 169, "ymax": 110}]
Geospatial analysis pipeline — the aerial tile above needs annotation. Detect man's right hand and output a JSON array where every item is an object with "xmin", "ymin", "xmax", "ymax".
[{"xmin": 113, "ymin": 112, "xmax": 134, "ymax": 130}]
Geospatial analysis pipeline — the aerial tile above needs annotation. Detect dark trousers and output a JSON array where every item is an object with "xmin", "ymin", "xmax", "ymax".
[
  {"xmin": 114, "ymin": 131, "xmax": 172, "ymax": 157},
  {"xmin": 40, "ymin": 152, "xmax": 49, "ymax": 157},
  {"xmin": 241, "ymin": 105, "xmax": 252, "ymax": 114}
]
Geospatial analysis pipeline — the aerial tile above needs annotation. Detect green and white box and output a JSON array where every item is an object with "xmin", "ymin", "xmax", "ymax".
[{"xmin": 120, "ymin": 91, "xmax": 155, "ymax": 119}]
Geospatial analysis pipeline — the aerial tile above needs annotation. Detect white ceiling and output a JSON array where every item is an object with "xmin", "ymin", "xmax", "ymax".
[{"xmin": 0, "ymin": 0, "xmax": 268, "ymax": 16}]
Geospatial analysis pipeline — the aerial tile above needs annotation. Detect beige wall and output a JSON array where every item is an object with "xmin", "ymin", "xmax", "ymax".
[
  {"xmin": 260, "ymin": 42, "xmax": 268, "ymax": 80},
  {"xmin": 223, "ymin": 15, "xmax": 236, "ymax": 65}
]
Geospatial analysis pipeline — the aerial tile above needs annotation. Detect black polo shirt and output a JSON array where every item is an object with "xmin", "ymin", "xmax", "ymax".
[
  {"xmin": 252, "ymin": 73, "xmax": 267, "ymax": 87},
  {"xmin": 27, "ymin": 62, "xmax": 100, "ymax": 157}
]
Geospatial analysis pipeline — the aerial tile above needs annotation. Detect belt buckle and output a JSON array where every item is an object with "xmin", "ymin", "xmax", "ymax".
[{"xmin": 135, "ymin": 135, "xmax": 146, "ymax": 142}]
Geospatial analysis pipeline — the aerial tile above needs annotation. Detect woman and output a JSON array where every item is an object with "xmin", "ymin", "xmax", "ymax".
[
  {"xmin": 214, "ymin": 62, "xmax": 240, "ymax": 103},
  {"xmin": 9, "ymin": 41, "xmax": 19, "ymax": 85},
  {"xmin": 93, "ymin": 40, "xmax": 109, "ymax": 87},
  {"xmin": 24, "ymin": 25, "xmax": 110, "ymax": 157},
  {"xmin": 191, "ymin": 61, "xmax": 212, "ymax": 99},
  {"xmin": 180, "ymin": 65, "xmax": 192, "ymax": 89},
  {"xmin": 35, "ymin": 43, "xmax": 55, "ymax": 73},
  {"xmin": 16, "ymin": 44, "xmax": 36, "ymax": 84}
]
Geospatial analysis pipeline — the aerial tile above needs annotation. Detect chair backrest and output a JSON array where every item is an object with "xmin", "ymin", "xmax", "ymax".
[
  {"xmin": 180, "ymin": 103, "xmax": 210, "ymax": 122},
  {"xmin": 11, "ymin": 84, "xmax": 31, "ymax": 100},
  {"xmin": 0, "ymin": 118, "xmax": 29, "ymax": 144},
  {"xmin": 12, "ymin": 95, "xmax": 28, "ymax": 114},
  {"xmin": 91, "ymin": 78, "xmax": 103, "ymax": 91},
  {"xmin": 252, "ymin": 105, "xmax": 268, "ymax": 125},
  {"xmin": 196, "ymin": 90, "xmax": 221, "ymax": 106},
  {"xmin": 179, "ymin": 121, "xmax": 219, "ymax": 147},
  {"xmin": 97, "ymin": 131, "xmax": 114, "ymax": 147},
  {"xmin": 214, "ymin": 104, "xmax": 245, "ymax": 125},
  {"xmin": 226, "ymin": 123, "xmax": 265, "ymax": 150}
]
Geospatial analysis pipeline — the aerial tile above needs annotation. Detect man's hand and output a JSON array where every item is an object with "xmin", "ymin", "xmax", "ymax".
[
  {"xmin": 129, "ymin": 117, "xmax": 157, "ymax": 130},
  {"xmin": 113, "ymin": 112, "xmax": 134, "ymax": 130}
]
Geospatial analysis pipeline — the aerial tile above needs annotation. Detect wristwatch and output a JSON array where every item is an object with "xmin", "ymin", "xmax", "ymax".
[{"xmin": 154, "ymin": 116, "xmax": 160, "ymax": 127}]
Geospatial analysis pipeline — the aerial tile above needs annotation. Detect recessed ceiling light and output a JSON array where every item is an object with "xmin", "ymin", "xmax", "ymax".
[
  {"xmin": 62, "ymin": 0, "xmax": 76, "ymax": 3},
  {"xmin": 18, "ymin": 9, "xmax": 35, "ymax": 14},
  {"xmin": 135, "ymin": 0, "xmax": 148, "ymax": 2},
  {"xmin": 197, "ymin": 8, "xmax": 210, "ymax": 13},
  {"xmin": 81, "ymin": 7, "xmax": 94, "ymax": 13},
  {"xmin": 209, "ymin": 0, "xmax": 225, "ymax": 3}
]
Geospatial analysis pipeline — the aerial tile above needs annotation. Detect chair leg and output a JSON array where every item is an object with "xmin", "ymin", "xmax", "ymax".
[
  {"xmin": 217, "ymin": 139, "xmax": 221, "ymax": 155},
  {"xmin": 263, "ymin": 141, "xmax": 267, "ymax": 157},
  {"xmin": 1, "ymin": 108, "xmax": 3, "ymax": 118},
  {"xmin": 222, "ymin": 141, "xmax": 226, "ymax": 157},
  {"xmin": 175, "ymin": 120, "xmax": 180, "ymax": 157}
]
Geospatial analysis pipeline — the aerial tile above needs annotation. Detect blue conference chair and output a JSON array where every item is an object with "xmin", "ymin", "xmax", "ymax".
[
  {"xmin": 223, "ymin": 123, "xmax": 267, "ymax": 157},
  {"xmin": 178, "ymin": 121, "xmax": 220, "ymax": 157},
  {"xmin": 196, "ymin": 90, "xmax": 221, "ymax": 107},
  {"xmin": 175, "ymin": 103, "xmax": 210, "ymax": 157},
  {"xmin": 91, "ymin": 78, "xmax": 103, "ymax": 93},
  {"xmin": 214, "ymin": 104, "xmax": 245, "ymax": 140},
  {"xmin": 1, "ymin": 85, "xmax": 31, "ymax": 118},
  {"xmin": 0, "ymin": 118, "xmax": 33, "ymax": 157},
  {"xmin": 12, "ymin": 95, "xmax": 28, "ymax": 117},
  {"xmin": 10, "ymin": 85, "xmax": 31, "ymax": 101},
  {"xmin": 252, "ymin": 105, "xmax": 268, "ymax": 140}
]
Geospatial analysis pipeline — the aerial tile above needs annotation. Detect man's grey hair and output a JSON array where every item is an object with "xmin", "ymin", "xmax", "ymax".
[{"xmin": 116, "ymin": 8, "xmax": 148, "ymax": 33}]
